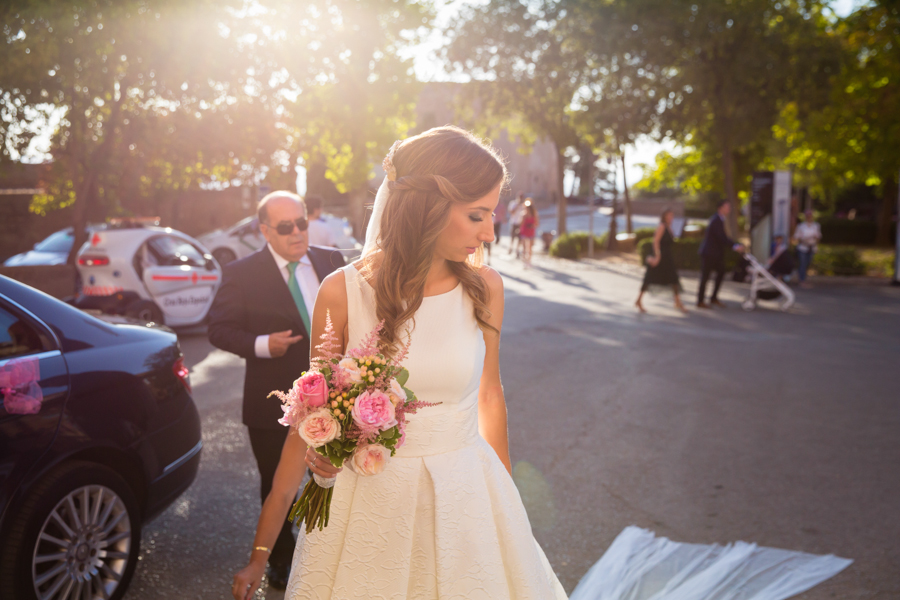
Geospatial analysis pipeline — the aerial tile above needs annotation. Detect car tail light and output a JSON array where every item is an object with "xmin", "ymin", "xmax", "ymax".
[
  {"xmin": 173, "ymin": 356, "xmax": 191, "ymax": 393},
  {"xmin": 78, "ymin": 255, "xmax": 110, "ymax": 267}
]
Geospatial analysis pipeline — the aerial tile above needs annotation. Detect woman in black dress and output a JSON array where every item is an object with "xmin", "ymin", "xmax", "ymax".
[{"xmin": 636, "ymin": 209, "xmax": 687, "ymax": 313}]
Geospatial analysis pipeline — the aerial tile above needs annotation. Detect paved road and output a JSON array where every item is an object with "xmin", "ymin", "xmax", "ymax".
[{"xmin": 124, "ymin": 246, "xmax": 900, "ymax": 600}]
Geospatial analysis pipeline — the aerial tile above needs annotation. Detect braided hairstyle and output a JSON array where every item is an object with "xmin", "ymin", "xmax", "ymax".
[{"xmin": 363, "ymin": 126, "xmax": 508, "ymax": 354}]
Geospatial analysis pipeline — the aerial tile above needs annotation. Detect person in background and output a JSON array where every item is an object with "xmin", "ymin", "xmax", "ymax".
[
  {"xmin": 636, "ymin": 208, "xmax": 686, "ymax": 313},
  {"xmin": 305, "ymin": 194, "xmax": 337, "ymax": 248},
  {"xmin": 767, "ymin": 234, "xmax": 794, "ymax": 279},
  {"xmin": 519, "ymin": 199, "xmax": 539, "ymax": 268},
  {"xmin": 697, "ymin": 199, "xmax": 745, "ymax": 309},
  {"xmin": 208, "ymin": 191, "xmax": 344, "ymax": 590},
  {"xmin": 792, "ymin": 210, "xmax": 821, "ymax": 288},
  {"xmin": 508, "ymin": 192, "xmax": 525, "ymax": 257},
  {"xmin": 493, "ymin": 196, "xmax": 507, "ymax": 247}
]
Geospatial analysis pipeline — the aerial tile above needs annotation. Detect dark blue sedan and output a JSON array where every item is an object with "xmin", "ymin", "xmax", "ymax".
[{"xmin": 0, "ymin": 275, "xmax": 202, "ymax": 600}]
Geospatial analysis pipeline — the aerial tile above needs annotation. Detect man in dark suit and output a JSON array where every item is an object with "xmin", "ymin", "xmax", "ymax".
[
  {"xmin": 208, "ymin": 191, "xmax": 344, "ymax": 588},
  {"xmin": 697, "ymin": 199, "xmax": 745, "ymax": 308}
]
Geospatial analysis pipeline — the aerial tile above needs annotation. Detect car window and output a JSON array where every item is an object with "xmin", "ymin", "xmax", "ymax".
[
  {"xmin": 34, "ymin": 230, "xmax": 74, "ymax": 253},
  {"xmin": 233, "ymin": 217, "xmax": 260, "ymax": 237},
  {"xmin": 147, "ymin": 236, "xmax": 206, "ymax": 267},
  {"xmin": 0, "ymin": 305, "xmax": 50, "ymax": 359}
]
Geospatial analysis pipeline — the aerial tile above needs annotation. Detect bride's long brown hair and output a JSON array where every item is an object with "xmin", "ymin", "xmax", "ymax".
[{"xmin": 362, "ymin": 126, "xmax": 508, "ymax": 354}]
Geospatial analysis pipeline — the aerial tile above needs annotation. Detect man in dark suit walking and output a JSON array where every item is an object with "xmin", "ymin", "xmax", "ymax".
[
  {"xmin": 208, "ymin": 191, "xmax": 344, "ymax": 588},
  {"xmin": 697, "ymin": 199, "xmax": 744, "ymax": 309}
]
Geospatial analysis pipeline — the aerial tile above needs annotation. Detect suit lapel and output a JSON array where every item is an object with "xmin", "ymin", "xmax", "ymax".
[
  {"xmin": 308, "ymin": 247, "xmax": 327, "ymax": 284},
  {"xmin": 258, "ymin": 248, "xmax": 307, "ymax": 337}
]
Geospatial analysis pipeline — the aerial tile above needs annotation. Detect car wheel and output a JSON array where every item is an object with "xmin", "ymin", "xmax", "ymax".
[
  {"xmin": 0, "ymin": 462, "xmax": 142, "ymax": 600},
  {"xmin": 212, "ymin": 248, "xmax": 236, "ymax": 265},
  {"xmin": 125, "ymin": 299, "xmax": 164, "ymax": 324}
]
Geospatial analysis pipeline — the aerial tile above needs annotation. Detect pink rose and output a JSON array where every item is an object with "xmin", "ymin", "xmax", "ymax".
[
  {"xmin": 338, "ymin": 358, "xmax": 364, "ymax": 384},
  {"xmin": 298, "ymin": 408, "xmax": 341, "ymax": 448},
  {"xmin": 388, "ymin": 378, "xmax": 407, "ymax": 406},
  {"xmin": 350, "ymin": 444, "xmax": 389, "ymax": 476},
  {"xmin": 295, "ymin": 372, "xmax": 328, "ymax": 408},
  {"xmin": 351, "ymin": 390, "xmax": 396, "ymax": 430}
]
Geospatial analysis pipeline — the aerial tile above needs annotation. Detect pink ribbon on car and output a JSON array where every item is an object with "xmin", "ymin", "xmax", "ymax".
[{"xmin": 0, "ymin": 357, "xmax": 43, "ymax": 415}]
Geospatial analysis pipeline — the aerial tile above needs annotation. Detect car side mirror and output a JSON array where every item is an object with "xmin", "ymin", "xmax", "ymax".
[{"xmin": 205, "ymin": 258, "xmax": 216, "ymax": 271}]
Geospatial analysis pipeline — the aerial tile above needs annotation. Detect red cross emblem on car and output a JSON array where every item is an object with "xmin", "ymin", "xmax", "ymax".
[
  {"xmin": 191, "ymin": 272, "xmax": 199, "ymax": 285},
  {"xmin": 91, "ymin": 233, "xmax": 102, "ymax": 246}
]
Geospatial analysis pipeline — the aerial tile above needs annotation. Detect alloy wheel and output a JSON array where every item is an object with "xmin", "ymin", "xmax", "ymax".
[{"xmin": 32, "ymin": 485, "xmax": 132, "ymax": 600}]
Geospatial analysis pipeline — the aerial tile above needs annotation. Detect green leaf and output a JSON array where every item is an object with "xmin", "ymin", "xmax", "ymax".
[{"xmin": 396, "ymin": 368, "xmax": 410, "ymax": 386}]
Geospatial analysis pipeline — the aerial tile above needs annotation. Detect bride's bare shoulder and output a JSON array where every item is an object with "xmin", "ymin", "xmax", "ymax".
[
  {"xmin": 477, "ymin": 265, "xmax": 504, "ymax": 310},
  {"xmin": 317, "ymin": 269, "xmax": 348, "ymax": 312},
  {"xmin": 476, "ymin": 264, "xmax": 503, "ymax": 293}
]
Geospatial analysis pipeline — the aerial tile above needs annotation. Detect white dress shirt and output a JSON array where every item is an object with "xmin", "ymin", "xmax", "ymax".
[
  {"xmin": 254, "ymin": 244, "xmax": 321, "ymax": 358},
  {"xmin": 308, "ymin": 217, "xmax": 337, "ymax": 247}
]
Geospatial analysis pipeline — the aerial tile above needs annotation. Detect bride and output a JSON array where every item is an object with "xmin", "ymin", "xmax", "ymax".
[
  {"xmin": 232, "ymin": 126, "xmax": 851, "ymax": 600},
  {"xmin": 233, "ymin": 125, "xmax": 568, "ymax": 599}
]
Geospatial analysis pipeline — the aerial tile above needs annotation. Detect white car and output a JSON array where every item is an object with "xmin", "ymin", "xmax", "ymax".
[
  {"xmin": 3, "ymin": 226, "xmax": 103, "ymax": 266},
  {"xmin": 199, "ymin": 214, "xmax": 362, "ymax": 265},
  {"xmin": 74, "ymin": 223, "xmax": 222, "ymax": 327}
]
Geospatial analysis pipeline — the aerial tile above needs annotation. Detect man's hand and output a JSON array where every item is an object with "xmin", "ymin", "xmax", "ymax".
[{"xmin": 268, "ymin": 330, "xmax": 303, "ymax": 357}]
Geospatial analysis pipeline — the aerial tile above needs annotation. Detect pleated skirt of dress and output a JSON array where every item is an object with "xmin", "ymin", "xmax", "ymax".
[{"xmin": 284, "ymin": 437, "xmax": 567, "ymax": 600}]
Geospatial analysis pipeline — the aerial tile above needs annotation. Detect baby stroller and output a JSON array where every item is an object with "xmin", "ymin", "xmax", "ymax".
[{"xmin": 740, "ymin": 253, "xmax": 795, "ymax": 312}]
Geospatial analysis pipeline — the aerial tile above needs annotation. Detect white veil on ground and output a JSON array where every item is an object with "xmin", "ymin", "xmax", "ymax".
[{"xmin": 570, "ymin": 526, "xmax": 852, "ymax": 600}]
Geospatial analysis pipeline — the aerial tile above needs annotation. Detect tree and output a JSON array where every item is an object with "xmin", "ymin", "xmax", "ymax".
[
  {"xmin": 567, "ymin": 0, "xmax": 668, "ymax": 234},
  {"xmin": 444, "ymin": 0, "xmax": 583, "ymax": 234},
  {"xmin": 0, "ymin": 0, "xmax": 266, "ymax": 262},
  {"xmin": 606, "ymin": 0, "xmax": 839, "ymax": 234},
  {"xmin": 236, "ymin": 0, "xmax": 430, "ymax": 235},
  {"xmin": 774, "ymin": 1, "xmax": 900, "ymax": 244}
]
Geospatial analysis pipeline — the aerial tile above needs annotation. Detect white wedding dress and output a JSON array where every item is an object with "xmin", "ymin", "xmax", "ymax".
[
  {"xmin": 285, "ymin": 264, "xmax": 568, "ymax": 599},
  {"xmin": 285, "ymin": 264, "xmax": 851, "ymax": 600}
]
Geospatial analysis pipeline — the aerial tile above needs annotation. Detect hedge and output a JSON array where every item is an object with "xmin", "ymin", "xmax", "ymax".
[
  {"xmin": 633, "ymin": 227, "xmax": 657, "ymax": 244},
  {"xmin": 818, "ymin": 218, "xmax": 879, "ymax": 245},
  {"xmin": 549, "ymin": 232, "xmax": 606, "ymax": 259},
  {"xmin": 638, "ymin": 237, "xmax": 739, "ymax": 271},
  {"xmin": 811, "ymin": 245, "xmax": 866, "ymax": 276}
]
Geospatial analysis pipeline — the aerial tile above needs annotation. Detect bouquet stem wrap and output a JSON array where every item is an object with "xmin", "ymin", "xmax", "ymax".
[{"xmin": 313, "ymin": 474, "xmax": 337, "ymax": 488}]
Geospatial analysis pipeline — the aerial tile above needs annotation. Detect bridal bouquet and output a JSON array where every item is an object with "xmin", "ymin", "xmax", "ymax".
[{"xmin": 270, "ymin": 312, "xmax": 435, "ymax": 533}]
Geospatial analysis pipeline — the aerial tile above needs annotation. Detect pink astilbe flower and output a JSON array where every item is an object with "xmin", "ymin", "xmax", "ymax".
[
  {"xmin": 310, "ymin": 311, "xmax": 344, "ymax": 371},
  {"xmin": 347, "ymin": 320, "xmax": 384, "ymax": 359},
  {"xmin": 271, "ymin": 386, "xmax": 313, "ymax": 428}
]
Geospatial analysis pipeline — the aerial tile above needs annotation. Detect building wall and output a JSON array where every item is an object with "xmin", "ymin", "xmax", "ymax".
[{"xmin": 413, "ymin": 83, "xmax": 560, "ymax": 205}]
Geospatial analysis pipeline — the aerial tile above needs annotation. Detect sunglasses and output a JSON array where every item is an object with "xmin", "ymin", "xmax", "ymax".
[{"xmin": 265, "ymin": 218, "xmax": 309, "ymax": 236}]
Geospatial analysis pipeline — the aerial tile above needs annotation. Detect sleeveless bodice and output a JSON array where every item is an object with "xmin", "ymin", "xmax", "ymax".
[{"xmin": 342, "ymin": 264, "xmax": 486, "ymax": 457}]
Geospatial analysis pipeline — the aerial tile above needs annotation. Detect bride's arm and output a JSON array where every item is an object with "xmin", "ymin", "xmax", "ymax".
[
  {"xmin": 232, "ymin": 432, "xmax": 306, "ymax": 599},
  {"xmin": 476, "ymin": 266, "xmax": 512, "ymax": 475},
  {"xmin": 309, "ymin": 269, "xmax": 349, "ymax": 358},
  {"xmin": 232, "ymin": 271, "xmax": 348, "ymax": 600}
]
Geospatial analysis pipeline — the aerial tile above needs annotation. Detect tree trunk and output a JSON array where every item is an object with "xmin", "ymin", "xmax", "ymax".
[
  {"xmin": 876, "ymin": 176, "xmax": 897, "ymax": 247},
  {"xmin": 67, "ymin": 121, "xmax": 90, "ymax": 265},
  {"xmin": 621, "ymin": 151, "xmax": 633, "ymax": 234},
  {"xmin": 66, "ymin": 83, "xmax": 129, "ymax": 264},
  {"xmin": 721, "ymin": 143, "xmax": 739, "ymax": 237},
  {"xmin": 555, "ymin": 142, "xmax": 567, "ymax": 236}
]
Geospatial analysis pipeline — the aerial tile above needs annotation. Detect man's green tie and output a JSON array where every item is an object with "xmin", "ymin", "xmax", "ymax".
[{"xmin": 287, "ymin": 261, "xmax": 311, "ymax": 333}]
